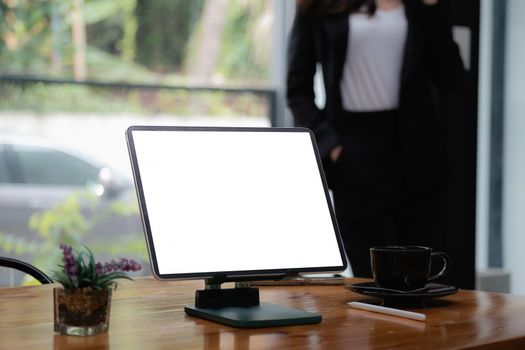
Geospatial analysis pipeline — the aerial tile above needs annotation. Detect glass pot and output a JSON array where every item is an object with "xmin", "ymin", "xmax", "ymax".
[{"xmin": 53, "ymin": 287, "xmax": 112, "ymax": 336}]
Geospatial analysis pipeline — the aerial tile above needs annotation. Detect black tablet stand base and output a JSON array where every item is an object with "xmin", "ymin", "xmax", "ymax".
[{"xmin": 184, "ymin": 279, "xmax": 322, "ymax": 328}]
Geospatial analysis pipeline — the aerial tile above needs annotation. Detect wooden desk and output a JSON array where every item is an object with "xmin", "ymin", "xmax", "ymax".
[{"xmin": 2, "ymin": 277, "xmax": 525, "ymax": 349}]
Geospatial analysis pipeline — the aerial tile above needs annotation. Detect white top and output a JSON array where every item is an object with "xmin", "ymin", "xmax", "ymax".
[{"xmin": 340, "ymin": 5, "xmax": 408, "ymax": 112}]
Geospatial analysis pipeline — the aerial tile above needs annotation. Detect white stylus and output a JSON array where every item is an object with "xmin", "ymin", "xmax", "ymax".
[{"xmin": 347, "ymin": 301, "xmax": 427, "ymax": 322}]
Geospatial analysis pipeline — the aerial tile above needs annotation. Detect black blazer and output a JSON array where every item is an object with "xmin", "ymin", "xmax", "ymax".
[{"xmin": 286, "ymin": 0, "xmax": 465, "ymax": 193}]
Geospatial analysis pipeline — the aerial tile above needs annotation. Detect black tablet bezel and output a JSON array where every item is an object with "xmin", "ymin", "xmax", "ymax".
[{"xmin": 126, "ymin": 125, "xmax": 347, "ymax": 281}]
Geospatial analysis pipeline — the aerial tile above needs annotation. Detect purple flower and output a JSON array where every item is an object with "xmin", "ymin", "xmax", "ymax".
[
  {"xmin": 103, "ymin": 258, "xmax": 142, "ymax": 273},
  {"xmin": 60, "ymin": 243, "xmax": 72, "ymax": 256},
  {"xmin": 120, "ymin": 258, "xmax": 130, "ymax": 271},
  {"xmin": 60, "ymin": 244, "xmax": 79, "ymax": 279},
  {"xmin": 129, "ymin": 260, "xmax": 141, "ymax": 272},
  {"xmin": 65, "ymin": 264, "xmax": 78, "ymax": 276}
]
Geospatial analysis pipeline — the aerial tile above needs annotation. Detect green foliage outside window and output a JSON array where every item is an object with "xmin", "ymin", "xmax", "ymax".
[
  {"xmin": 0, "ymin": 191, "xmax": 147, "ymax": 285},
  {"xmin": 0, "ymin": 0, "xmax": 270, "ymax": 83}
]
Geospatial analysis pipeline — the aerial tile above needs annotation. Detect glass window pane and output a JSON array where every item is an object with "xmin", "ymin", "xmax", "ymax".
[
  {"xmin": 0, "ymin": 145, "xmax": 11, "ymax": 183},
  {"xmin": 13, "ymin": 145, "xmax": 100, "ymax": 186},
  {"xmin": 0, "ymin": 0, "xmax": 273, "ymax": 85},
  {"xmin": 0, "ymin": 0, "xmax": 279, "ymax": 285}
]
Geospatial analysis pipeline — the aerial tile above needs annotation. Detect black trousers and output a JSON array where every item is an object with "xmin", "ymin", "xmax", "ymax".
[{"xmin": 331, "ymin": 110, "xmax": 444, "ymax": 278}]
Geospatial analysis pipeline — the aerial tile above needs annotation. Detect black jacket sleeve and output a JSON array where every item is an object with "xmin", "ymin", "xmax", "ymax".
[
  {"xmin": 286, "ymin": 7, "xmax": 340, "ymax": 159},
  {"xmin": 420, "ymin": 2, "xmax": 466, "ymax": 91}
]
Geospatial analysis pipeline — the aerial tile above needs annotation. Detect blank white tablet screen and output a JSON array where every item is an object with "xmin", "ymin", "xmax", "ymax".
[{"xmin": 130, "ymin": 128, "xmax": 344, "ymax": 275}]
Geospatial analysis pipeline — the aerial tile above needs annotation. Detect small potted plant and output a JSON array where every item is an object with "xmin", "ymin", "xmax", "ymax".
[{"xmin": 53, "ymin": 243, "xmax": 141, "ymax": 336}]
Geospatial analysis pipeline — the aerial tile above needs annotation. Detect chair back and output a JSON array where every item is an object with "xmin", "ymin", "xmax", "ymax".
[{"xmin": 0, "ymin": 257, "xmax": 53, "ymax": 284}]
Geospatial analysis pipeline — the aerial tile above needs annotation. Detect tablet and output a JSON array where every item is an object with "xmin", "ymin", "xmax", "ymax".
[{"xmin": 126, "ymin": 126, "xmax": 346, "ymax": 281}]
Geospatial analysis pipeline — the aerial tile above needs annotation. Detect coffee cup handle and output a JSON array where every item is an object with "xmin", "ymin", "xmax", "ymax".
[{"xmin": 428, "ymin": 252, "xmax": 451, "ymax": 281}]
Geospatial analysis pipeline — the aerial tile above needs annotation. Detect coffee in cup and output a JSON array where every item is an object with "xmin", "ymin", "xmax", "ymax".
[{"xmin": 370, "ymin": 246, "xmax": 450, "ymax": 291}]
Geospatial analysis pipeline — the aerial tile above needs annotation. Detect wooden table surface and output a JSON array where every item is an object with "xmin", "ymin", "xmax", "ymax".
[{"xmin": 2, "ymin": 277, "xmax": 525, "ymax": 349}]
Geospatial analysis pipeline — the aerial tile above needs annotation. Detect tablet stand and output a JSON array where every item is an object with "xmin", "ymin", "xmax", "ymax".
[
  {"xmin": 194, "ymin": 281, "xmax": 260, "ymax": 308},
  {"xmin": 184, "ymin": 277, "xmax": 322, "ymax": 328}
]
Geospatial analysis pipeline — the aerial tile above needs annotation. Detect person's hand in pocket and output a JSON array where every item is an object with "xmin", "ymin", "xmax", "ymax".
[{"xmin": 330, "ymin": 145, "xmax": 343, "ymax": 163}]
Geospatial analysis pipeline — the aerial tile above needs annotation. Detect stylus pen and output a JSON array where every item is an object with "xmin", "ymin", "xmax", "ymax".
[{"xmin": 347, "ymin": 301, "xmax": 427, "ymax": 322}]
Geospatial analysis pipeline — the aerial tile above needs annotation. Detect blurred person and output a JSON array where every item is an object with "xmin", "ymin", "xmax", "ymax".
[{"xmin": 287, "ymin": 0, "xmax": 465, "ymax": 277}]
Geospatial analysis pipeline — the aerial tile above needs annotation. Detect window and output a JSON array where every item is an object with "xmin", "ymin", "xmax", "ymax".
[
  {"xmin": 0, "ymin": 145, "xmax": 10, "ymax": 183},
  {"xmin": 13, "ymin": 145, "xmax": 100, "ymax": 187},
  {"xmin": 0, "ymin": 0, "xmax": 290, "ymax": 286}
]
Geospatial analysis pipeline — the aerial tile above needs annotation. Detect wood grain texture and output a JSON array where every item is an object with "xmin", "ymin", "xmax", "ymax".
[{"xmin": 2, "ymin": 277, "xmax": 525, "ymax": 349}]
